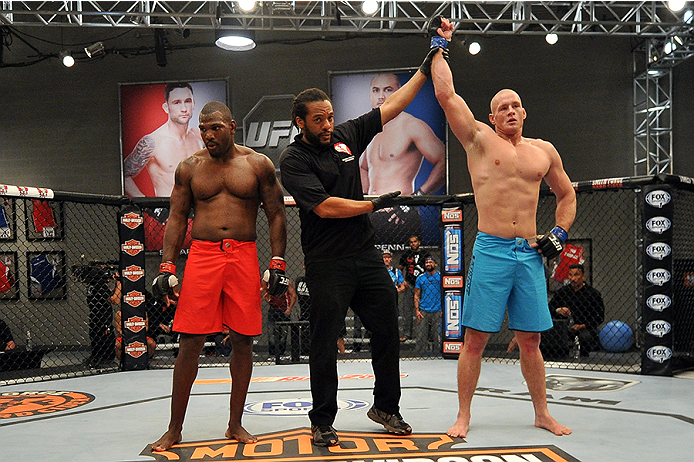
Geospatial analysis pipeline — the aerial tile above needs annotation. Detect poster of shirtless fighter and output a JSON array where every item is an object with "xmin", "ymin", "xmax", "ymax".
[
  {"xmin": 119, "ymin": 79, "xmax": 227, "ymax": 250},
  {"xmin": 330, "ymin": 69, "xmax": 447, "ymax": 245}
]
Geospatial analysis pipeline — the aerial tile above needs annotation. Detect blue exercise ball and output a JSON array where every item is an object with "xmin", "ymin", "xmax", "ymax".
[{"xmin": 599, "ymin": 321, "xmax": 634, "ymax": 352}]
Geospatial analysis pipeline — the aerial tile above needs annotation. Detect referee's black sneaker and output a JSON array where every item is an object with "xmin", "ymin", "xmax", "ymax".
[{"xmin": 367, "ymin": 406, "xmax": 412, "ymax": 434}]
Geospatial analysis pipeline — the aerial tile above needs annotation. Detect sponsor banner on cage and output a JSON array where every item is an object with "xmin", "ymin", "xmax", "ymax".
[
  {"xmin": 118, "ymin": 205, "xmax": 148, "ymax": 371},
  {"xmin": 0, "ymin": 184, "xmax": 54, "ymax": 199},
  {"xmin": 642, "ymin": 184, "xmax": 673, "ymax": 376},
  {"xmin": 441, "ymin": 203, "xmax": 464, "ymax": 359}
]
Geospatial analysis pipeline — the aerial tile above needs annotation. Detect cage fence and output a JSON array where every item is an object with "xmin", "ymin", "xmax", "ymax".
[{"xmin": 1, "ymin": 175, "xmax": 693, "ymax": 385}]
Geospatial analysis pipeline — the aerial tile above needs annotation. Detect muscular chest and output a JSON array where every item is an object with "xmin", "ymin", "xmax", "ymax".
[
  {"xmin": 481, "ymin": 142, "xmax": 550, "ymax": 183},
  {"xmin": 190, "ymin": 160, "xmax": 258, "ymax": 201}
]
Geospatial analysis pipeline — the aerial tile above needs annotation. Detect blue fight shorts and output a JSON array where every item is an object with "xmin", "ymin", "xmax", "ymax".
[{"xmin": 462, "ymin": 232, "xmax": 553, "ymax": 333}]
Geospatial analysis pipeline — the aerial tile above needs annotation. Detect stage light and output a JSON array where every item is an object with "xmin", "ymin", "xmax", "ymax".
[
  {"xmin": 60, "ymin": 51, "xmax": 75, "ymax": 67},
  {"xmin": 215, "ymin": 29, "xmax": 256, "ymax": 51},
  {"xmin": 684, "ymin": 9, "xmax": 694, "ymax": 23},
  {"xmin": 668, "ymin": 0, "xmax": 686, "ymax": 12},
  {"xmin": 238, "ymin": 0, "xmax": 257, "ymax": 12},
  {"xmin": 468, "ymin": 40, "xmax": 481, "ymax": 55},
  {"xmin": 362, "ymin": 1, "xmax": 379, "ymax": 15},
  {"xmin": 545, "ymin": 33, "xmax": 558, "ymax": 45},
  {"xmin": 84, "ymin": 42, "xmax": 105, "ymax": 58}
]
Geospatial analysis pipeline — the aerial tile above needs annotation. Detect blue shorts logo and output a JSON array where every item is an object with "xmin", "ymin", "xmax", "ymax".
[{"xmin": 244, "ymin": 398, "xmax": 369, "ymax": 416}]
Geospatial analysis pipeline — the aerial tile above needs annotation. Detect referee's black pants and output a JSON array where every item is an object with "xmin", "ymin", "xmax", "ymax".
[{"xmin": 305, "ymin": 246, "xmax": 401, "ymax": 426}]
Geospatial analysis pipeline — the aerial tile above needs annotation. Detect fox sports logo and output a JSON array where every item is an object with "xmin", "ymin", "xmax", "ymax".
[
  {"xmin": 646, "ymin": 269, "xmax": 671, "ymax": 286},
  {"xmin": 646, "ymin": 320, "xmax": 671, "ymax": 338},
  {"xmin": 646, "ymin": 217, "xmax": 671, "ymax": 234},
  {"xmin": 646, "ymin": 294, "xmax": 671, "ymax": 312},
  {"xmin": 645, "ymin": 190, "xmax": 671, "ymax": 208},
  {"xmin": 646, "ymin": 346, "xmax": 672, "ymax": 363},
  {"xmin": 646, "ymin": 243, "xmax": 671, "ymax": 260}
]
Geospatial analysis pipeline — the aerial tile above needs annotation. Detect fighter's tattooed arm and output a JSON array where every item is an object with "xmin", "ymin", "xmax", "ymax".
[{"xmin": 123, "ymin": 135, "xmax": 156, "ymax": 177}]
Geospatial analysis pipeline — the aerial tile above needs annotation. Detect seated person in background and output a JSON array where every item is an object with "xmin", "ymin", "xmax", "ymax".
[
  {"xmin": 147, "ymin": 293, "xmax": 176, "ymax": 342},
  {"xmin": 0, "ymin": 318, "xmax": 16, "ymax": 350},
  {"xmin": 548, "ymin": 264, "xmax": 605, "ymax": 356},
  {"xmin": 264, "ymin": 279, "xmax": 297, "ymax": 357}
]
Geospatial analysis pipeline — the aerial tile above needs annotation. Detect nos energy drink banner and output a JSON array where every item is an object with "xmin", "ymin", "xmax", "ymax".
[
  {"xmin": 642, "ymin": 184, "xmax": 674, "ymax": 376},
  {"xmin": 441, "ymin": 203, "xmax": 464, "ymax": 358},
  {"xmin": 118, "ymin": 205, "xmax": 149, "ymax": 371}
]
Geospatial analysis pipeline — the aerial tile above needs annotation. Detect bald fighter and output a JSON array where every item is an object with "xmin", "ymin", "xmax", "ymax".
[
  {"xmin": 124, "ymin": 82, "xmax": 204, "ymax": 197},
  {"xmin": 150, "ymin": 101, "xmax": 288, "ymax": 451},
  {"xmin": 360, "ymin": 73, "xmax": 446, "ymax": 196},
  {"xmin": 430, "ymin": 17, "xmax": 576, "ymax": 438}
]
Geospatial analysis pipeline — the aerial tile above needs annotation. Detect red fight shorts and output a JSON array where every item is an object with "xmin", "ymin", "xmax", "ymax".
[{"xmin": 173, "ymin": 239, "xmax": 262, "ymax": 336}]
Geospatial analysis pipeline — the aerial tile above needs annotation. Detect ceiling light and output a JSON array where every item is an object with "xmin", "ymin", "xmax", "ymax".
[
  {"xmin": 468, "ymin": 40, "xmax": 481, "ymax": 55},
  {"xmin": 84, "ymin": 41, "xmax": 105, "ymax": 58},
  {"xmin": 684, "ymin": 9, "xmax": 693, "ymax": 23},
  {"xmin": 238, "ymin": 1, "xmax": 257, "ymax": 12},
  {"xmin": 215, "ymin": 29, "xmax": 256, "ymax": 51},
  {"xmin": 668, "ymin": 0, "xmax": 686, "ymax": 12},
  {"xmin": 545, "ymin": 33, "xmax": 558, "ymax": 45},
  {"xmin": 362, "ymin": 1, "xmax": 379, "ymax": 15},
  {"xmin": 60, "ymin": 51, "xmax": 75, "ymax": 67}
]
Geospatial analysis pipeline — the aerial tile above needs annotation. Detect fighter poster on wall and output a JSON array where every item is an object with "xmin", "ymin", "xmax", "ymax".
[
  {"xmin": 119, "ymin": 79, "xmax": 228, "ymax": 251},
  {"xmin": 330, "ymin": 68, "xmax": 447, "ymax": 247}
]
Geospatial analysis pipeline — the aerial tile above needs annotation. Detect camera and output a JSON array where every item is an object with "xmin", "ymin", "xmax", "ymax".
[{"xmin": 71, "ymin": 260, "xmax": 119, "ymax": 284}]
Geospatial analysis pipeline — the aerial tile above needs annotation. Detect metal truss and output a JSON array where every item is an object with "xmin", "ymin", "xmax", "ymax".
[
  {"xmin": 2, "ymin": 1, "xmax": 692, "ymax": 174},
  {"xmin": 634, "ymin": 64, "xmax": 672, "ymax": 175},
  {"xmin": 0, "ymin": 1, "xmax": 692, "ymax": 38}
]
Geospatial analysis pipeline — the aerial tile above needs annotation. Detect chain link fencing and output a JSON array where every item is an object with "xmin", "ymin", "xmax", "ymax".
[{"xmin": 1, "ymin": 175, "xmax": 693, "ymax": 385}]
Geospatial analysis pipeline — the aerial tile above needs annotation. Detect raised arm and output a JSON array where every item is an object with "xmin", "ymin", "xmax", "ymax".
[
  {"xmin": 431, "ymin": 50, "xmax": 483, "ymax": 151},
  {"xmin": 379, "ymin": 70, "xmax": 428, "ymax": 126}
]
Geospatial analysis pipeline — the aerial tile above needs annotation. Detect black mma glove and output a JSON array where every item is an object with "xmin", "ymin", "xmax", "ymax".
[
  {"xmin": 427, "ymin": 15, "xmax": 448, "ymax": 49},
  {"xmin": 536, "ymin": 226, "xmax": 568, "ymax": 260},
  {"xmin": 264, "ymin": 257, "xmax": 289, "ymax": 297},
  {"xmin": 371, "ymin": 191, "xmax": 402, "ymax": 211},
  {"xmin": 152, "ymin": 261, "xmax": 179, "ymax": 300}
]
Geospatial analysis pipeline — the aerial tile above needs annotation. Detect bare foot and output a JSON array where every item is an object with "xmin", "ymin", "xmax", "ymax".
[
  {"xmin": 535, "ymin": 414, "xmax": 572, "ymax": 436},
  {"xmin": 446, "ymin": 417, "xmax": 470, "ymax": 438},
  {"xmin": 151, "ymin": 430, "xmax": 182, "ymax": 452},
  {"xmin": 226, "ymin": 425, "xmax": 258, "ymax": 443}
]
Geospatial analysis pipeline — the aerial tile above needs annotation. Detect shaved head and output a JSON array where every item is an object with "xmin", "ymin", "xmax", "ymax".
[
  {"xmin": 490, "ymin": 89, "xmax": 522, "ymax": 113},
  {"xmin": 200, "ymin": 101, "xmax": 233, "ymax": 123}
]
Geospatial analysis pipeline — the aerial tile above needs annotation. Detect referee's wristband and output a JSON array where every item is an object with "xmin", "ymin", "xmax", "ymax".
[{"xmin": 431, "ymin": 36, "xmax": 448, "ymax": 49}]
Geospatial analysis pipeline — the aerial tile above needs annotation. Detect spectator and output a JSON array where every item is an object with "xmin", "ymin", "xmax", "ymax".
[
  {"xmin": 264, "ymin": 279, "xmax": 297, "ymax": 358},
  {"xmin": 414, "ymin": 256, "xmax": 442, "ymax": 353},
  {"xmin": 549, "ymin": 264, "xmax": 605, "ymax": 356},
  {"xmin": 398, "ymin": 235, "xmax": 431, "ymax": 342},
  {"xmin": 0, "ymin": 318, "xmax": 16, "ymax": 350}
]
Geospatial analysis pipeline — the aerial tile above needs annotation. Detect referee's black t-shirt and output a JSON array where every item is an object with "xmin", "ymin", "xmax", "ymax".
[{"xmin": 280, "ymin": 108, "xmax": 382, "ymax": 263}]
